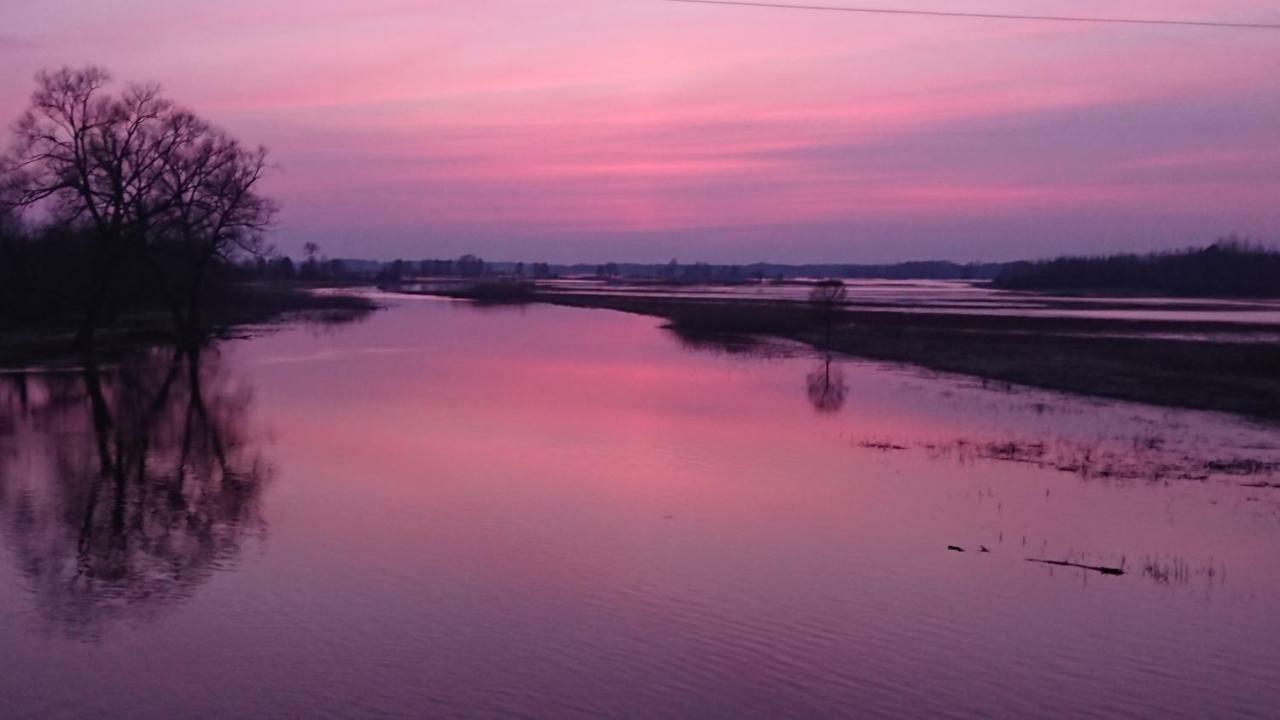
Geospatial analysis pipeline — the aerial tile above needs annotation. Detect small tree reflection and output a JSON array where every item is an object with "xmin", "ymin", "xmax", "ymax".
[
  {"xmin": 662, "ymin": 326, "xmax": 849, "ymax": 415},
  {"xmin": 806, "ymin": 355, "xmax": 849, "ymax": 414},
  {"xmin": 0, "ymin": 346, "xmax": 271, "ymax": 635}
]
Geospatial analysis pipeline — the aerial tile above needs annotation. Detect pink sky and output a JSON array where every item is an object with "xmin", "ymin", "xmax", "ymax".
[{"xmin": 2, "ymin": 0, "xmax": 1277, "ymax": 262}]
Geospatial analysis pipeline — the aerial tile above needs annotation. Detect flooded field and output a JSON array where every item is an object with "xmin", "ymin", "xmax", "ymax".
[
  {"xmin": 398, "ymin": 278, "xmax": 1280, "ymax": 343},
  {"xmin": 2, "ymin": 297, "xmax": 1279, "ymax": 718},
  {"xmin": 536, "ymin": 279, "xmax": 1280, "ymax": 327}
]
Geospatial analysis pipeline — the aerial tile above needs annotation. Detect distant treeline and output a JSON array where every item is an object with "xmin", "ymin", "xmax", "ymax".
[
  {"xmin": 253, "ymin": 255, "xmax": 556, "ymax": 282},
  {"xmin": 565, "ymin": 260, "xmax": 1005, "ymax": 282},
  {"xmin": 993, "ymin": 240, "xmax": 1280, "ymax": 297},
  {"xmin": 307, "ymin": 256, "xmax": 1007, "ymax": 283}
]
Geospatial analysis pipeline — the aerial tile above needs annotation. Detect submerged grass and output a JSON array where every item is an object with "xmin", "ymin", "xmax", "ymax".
[{"xmin": 907, "ymin": 436, "xmax": 1280, "ymax": 484}]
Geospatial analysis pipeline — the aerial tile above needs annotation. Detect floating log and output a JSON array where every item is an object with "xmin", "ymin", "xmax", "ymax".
[{"xmin": 1027, "ymin": 558, "xmax": 1125, "ymax": 576}]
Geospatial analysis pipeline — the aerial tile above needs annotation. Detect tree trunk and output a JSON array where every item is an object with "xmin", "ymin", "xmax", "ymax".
[{"xmin": 185, "ymin": 263, "xmax": 205, "ymax": 344}]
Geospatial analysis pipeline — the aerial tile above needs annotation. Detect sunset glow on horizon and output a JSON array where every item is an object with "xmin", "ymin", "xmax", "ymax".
[{"xmin": 2, "ymin": 0, "xmax": 1277, "ymax": 262}]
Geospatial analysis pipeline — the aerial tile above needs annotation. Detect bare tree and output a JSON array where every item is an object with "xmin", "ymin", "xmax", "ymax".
[
  {"xmin": 150, "ymin": 111, "xmax": 276, "ymax": 338},
  {"xmin": 4, "ymin": 68, "xmax": 169, "ymax": 340},
  {"xmin": 1, "ymin": 66, "xmax": 276, "ymax": 343}
]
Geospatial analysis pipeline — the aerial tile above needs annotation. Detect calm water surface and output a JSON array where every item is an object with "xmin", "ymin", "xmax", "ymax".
[{"xmin": 2, "ymin": 297, "xmax": 1279, "ymax": 718}]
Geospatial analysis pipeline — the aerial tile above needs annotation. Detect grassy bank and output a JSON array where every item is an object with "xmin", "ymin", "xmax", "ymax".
[
  {"xmin": 529, "ymin": 292, "xmax": 1280, "ymax": 421},
  {"xmin": 0, "ymin": 281, "xmax": 379, "ymax": 367}
]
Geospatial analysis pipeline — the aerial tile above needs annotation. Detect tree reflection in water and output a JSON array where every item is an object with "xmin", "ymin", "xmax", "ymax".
[
  {"xmin": 0, "ymin": 346, "xmax": 271, "ymax": 635},
  {"xmin": 806, "ymin": 355, "xmax": 848, "ymax": 415},
  {"xmin": 664, "ymin": 327, "xmax": 849, "ymax": 415}
]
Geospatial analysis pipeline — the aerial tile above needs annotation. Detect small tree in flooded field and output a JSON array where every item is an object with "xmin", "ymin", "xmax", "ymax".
[{"xmin": 809, "ymin": 279, "xmax": 847, "ymax": 348}]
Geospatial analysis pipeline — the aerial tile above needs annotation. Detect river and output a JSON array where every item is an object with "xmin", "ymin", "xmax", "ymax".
[{"xmin": 2, "ymin": 296, "xmax": 1278, "ymax": 718}]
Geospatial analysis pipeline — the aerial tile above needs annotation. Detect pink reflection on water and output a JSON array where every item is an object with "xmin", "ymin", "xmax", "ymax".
[{"xmin": 2, "ymin": 298, "xmax": 1279, "ymax": 717}]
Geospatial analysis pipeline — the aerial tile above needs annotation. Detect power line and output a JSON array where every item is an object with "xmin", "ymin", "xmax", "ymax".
[{"xmin": 664, "ymin": 0, "xmax": 1280, "ymax": 31}]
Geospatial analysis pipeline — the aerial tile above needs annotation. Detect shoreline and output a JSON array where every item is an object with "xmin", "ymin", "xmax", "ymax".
[
  {"xmin": 9, "ymin": 278, "xmax": 1278, "ymax": 422},
  {"xmin": 0, "ymin": 281, "xmax": 380, "ymax": 369}
]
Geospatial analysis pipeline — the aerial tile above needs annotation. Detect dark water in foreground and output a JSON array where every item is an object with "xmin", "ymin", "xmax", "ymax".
[{"xmin": 2, "ymin": 297, "xmax": 1279, "ymax": 719}]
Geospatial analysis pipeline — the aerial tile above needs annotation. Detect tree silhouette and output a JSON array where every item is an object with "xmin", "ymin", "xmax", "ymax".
[{"xmin": 1, "ymin": 66, "xmax": 276, "ymax": 343}]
